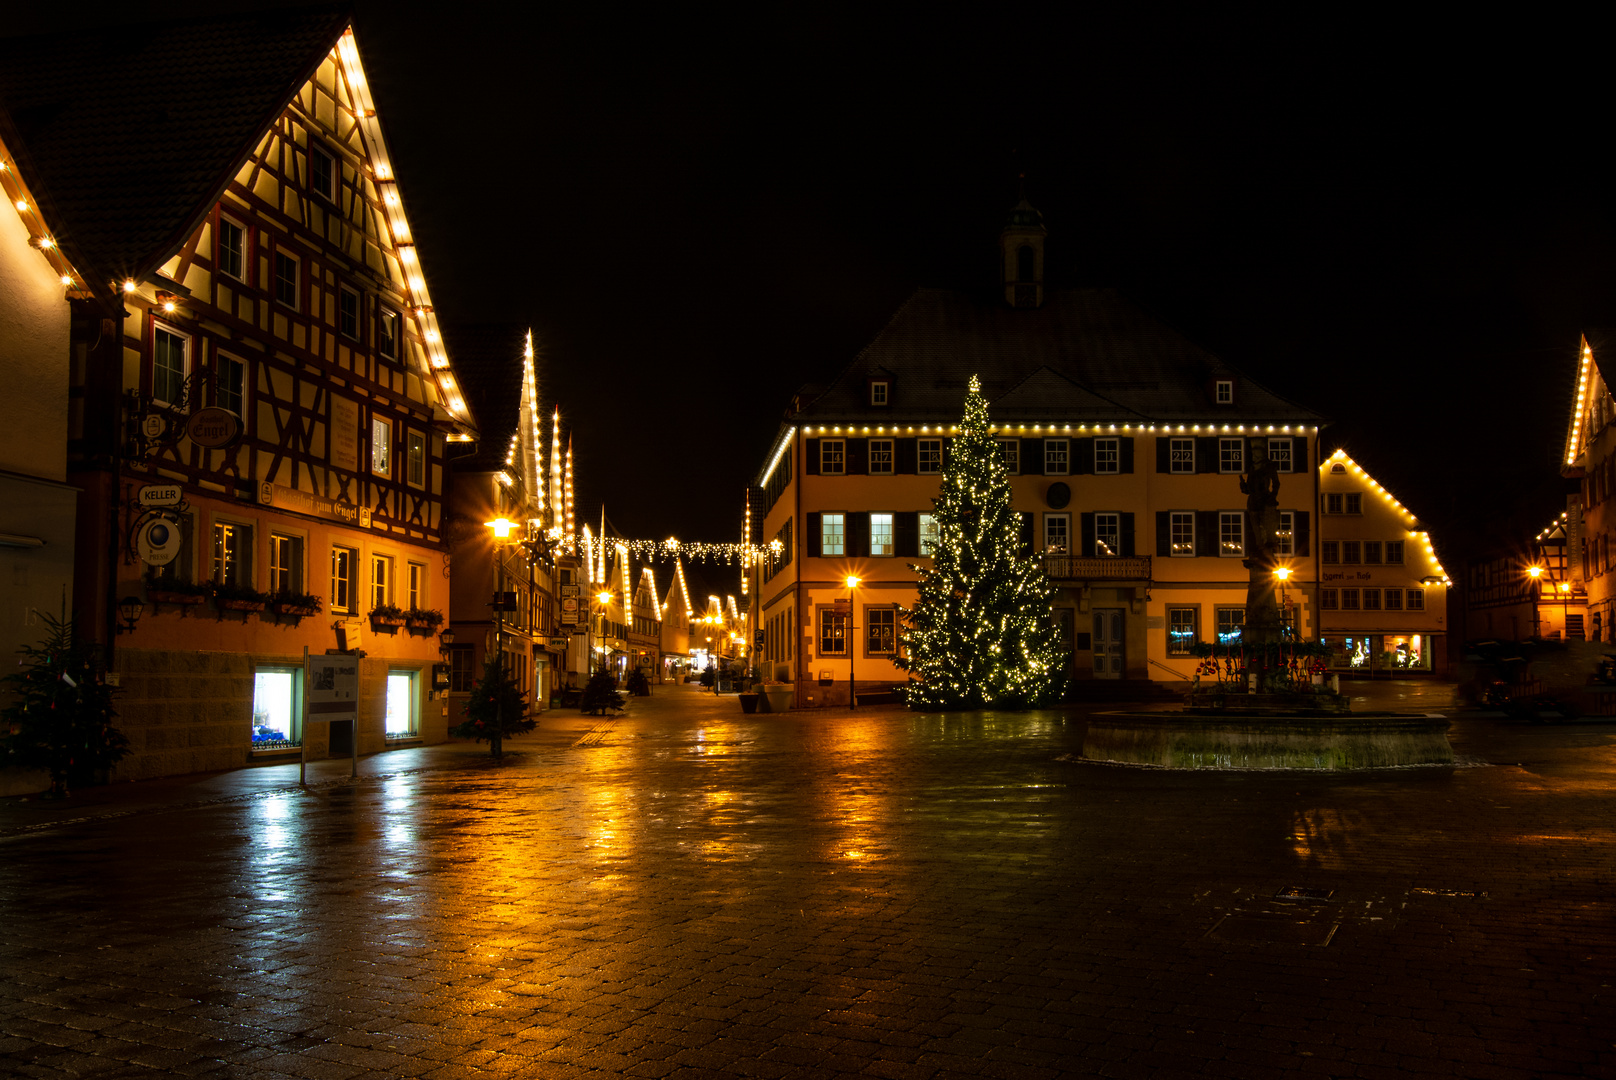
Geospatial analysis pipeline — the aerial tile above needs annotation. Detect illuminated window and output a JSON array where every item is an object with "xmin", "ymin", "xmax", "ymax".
[
  {"xmin": 821, "ymin": 439, "xmax": 845, "ymax": 475},
  {"xmin": 998, "ymin": 439, "xmax": 1019, "ymax": 474},
  {"xmin": 919, "ymin": 513, "xmax": 939, "ymax": 556},
  {"xmin": 252, "ymin": 666, "xmax": 301, "ymax": 749},
  {"xmin": 1045, "ymin": 513, "xmax": 1070, "ymax": 554},
  {"xmin": 268, "ymin": 534, "xmax": 302, "ymax": 595},
  {"xmin": 870, "ymin": 513, "xmax": 894, "ymax": 556},
  {"xmin": 211, "ymin": 522, "xmax": 252, "ymax": 587},
  {"xmin": 274, "ymin": 252, "xmax": 298, "ymax": 308},
  {"xmin": 1219, "ymin": 438, "xmax": 1244, "ymax": 473},
  {"xmin": 406, "ymin": 430, "xmax": 426, "ymax": 486},
  {"xmin": 1215, "ymin": 379, "xmax": 1233, "ymax": 404},
  {"xmin": 372, "ymin": 415, "xmax": 392, "ymax": 476},
  {"xmin": 216, "ymin": 353, "xmax": 245, "ymax": 415},
  {"xmin": 867, "ymin": 607, "xmax": 897, "ymax": 655},
  {"xmin": 385, "ymin": 670, "xmax": 416, "ymax": 736},
  {"xmin": 1277, "ymin": 511, "xmax": 1294, "ymax": 556},
  {"xmin": 310, "ymin": 144, "xmax": 336, "ymax": 202},
  {"xmin": 1094, "ymin": 438, "xmax": 1119, "ymax": 475},
  {"xmin": 1215, "ymin": 607, "xmax": 1244, "ymax": 644},
  {"xmin": 1219, "ymin": 511, "xmax": 1244, "ymax": 557},
  {"xmin": 1167, "ymin": 608, "xmax": 1197, "ymax": 655},
  {"xmin": 339, "ymin": 286, "xmax": 360, "ymax": 339},
  {"xmin": 153, "ymin": 326, "xmax": 187, "ymax": 406},
  {"xmin": 1095, "ymin": 512, "xmax": 1120, "ymax": 556},
  {"xmin": 1170, "ymin": 512, "xmax": 1195, "ymax": 556},
  {"xmin": 869, "ymin": 438, "xmax": 893, "ymax": 474},
  {"xmin": 1170, "ymin": 437, "xmax": 1194, "ymax": 473},
  {"xmin": 1045, "ymin": 438, "xmax": 1069, "ymax": 475},
  {"xmin": 918, "ymin": 438, "xmax": 943, "ymax": 474},
  {"xmin": 819, "ymin": 608, "xmax": 847, "ymax": 656},
  {"xmin": 821, "ymin": 512, "xmax": 845, "ymax": 556},
  {"xmin": 1386, "ymin": 540, "xmax": 1405, "ymax": 564},
  {"xmin": 217, "ymin": 218, "xmax": 245, "ymax": 281},
  {"xmin": 378, "ymin": 309, "xmax": 399, "ymax": 358},
  {"xmin": 331, "ymin": 546, "xmax": 357, "ymax": 613}
]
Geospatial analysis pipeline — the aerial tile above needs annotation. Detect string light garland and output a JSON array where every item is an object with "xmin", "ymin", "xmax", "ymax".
[
  {"xmin": 896, "ymin": 375, "xmax": 1066, "ymax": 709},
  {"xmin": 0, "ymin": 148, "xmax": 89, "ymax": 297},
  {"xmin": 1325, "ymin": 449, "xmax": 1451, "ymax": 586}
]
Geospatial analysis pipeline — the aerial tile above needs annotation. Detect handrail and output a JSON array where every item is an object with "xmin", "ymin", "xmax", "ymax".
[{"xmin": 1148, "ymin": 658, "xmax": 1191, "ymax": 681}]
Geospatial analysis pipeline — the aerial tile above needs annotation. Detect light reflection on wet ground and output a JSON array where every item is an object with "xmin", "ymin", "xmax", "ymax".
[{"xmin": 1, "ymin": 683, "xmax": 1614, "ymax": 1077}]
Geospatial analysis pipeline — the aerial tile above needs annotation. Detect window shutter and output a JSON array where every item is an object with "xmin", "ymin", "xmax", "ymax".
[
  {"xmin": 1196, "ymin": 436, "xmax": 1218, "ymax": 474},
  {"xmin": 1156, "ymin": 511, "xmax": 1171, "ymax": 556},
  {"xmin": 1022, "ymin": 438, "xmax": 1044, "ymax": 475},
  {"xmin": 846, "ymin": 438, "xmax": 868, "ymax": 475},
  {"xmin": 1074, "ymin": 438, "xmax": 1095, "ymax": 475},
  {"xmin": 1120, "ymin": 437, "xmax": 1134, "ymax": 474},
  {"xmin": 847, "ymin": 512, "xmax": 870, "ymax": 557},
  {"xmin": 895, "ymin": 438, "xmax": 917, "ymax": 474},
  {"xmin": 895, "ymin": 512, "xmax": 919, "ymax": 558},
  {"xmin": 1019, "ymin": 511, "xmax": 1034, "ymax": 556},
  {"xmin": 1080, "ymin": 512, "xmax": 1096, "ymax": 557},
  {"xmin": 806, "ymin": 512, "xmax": 822, "ymax": 557},
  {"xmin": 1196, "ymin": 510, "xmax": 1219, "ymax": 556},
  {"xmin": 1292, "ymin": 510, "xmax": 1311, "ymax": 557},
  {"xmin": 805, "ymin": 439, "xmax": 821, "ymax": 475},
  {"xmin": 1293, "ymin": 437, "xmax": 1308, "ymax": 471},
  {"xmin": 1156, "ymin": 437, "xmax": 1171, "ymax": 473},
  {"xmin": 1120, "ymin": 513, "xmax": 1135, "ymax": 557}
]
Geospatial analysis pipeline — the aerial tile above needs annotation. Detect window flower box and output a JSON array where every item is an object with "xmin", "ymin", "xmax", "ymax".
[
  {"xmin": 147, "ymin": 589, "xmax": 205, "ymax": 607},
  {"xmin": 370, "ymin": 605, "xmax": 406, "ymax": 632},
  {"xmin": 217, "ymin": 598, "xmax": 265, "ymax": 613},
  {"xmin": 404, "ymin": 607, "xmax": 444, "ymax": 633},
  {"xmin": 272, "ymin": 602, "xmax": 320, "ymax": 618}
]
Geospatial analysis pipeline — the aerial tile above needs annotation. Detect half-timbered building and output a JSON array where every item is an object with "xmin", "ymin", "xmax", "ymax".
[{"xmin": 0, "ymin": 10, "xmax": 478, "ymax": 779}]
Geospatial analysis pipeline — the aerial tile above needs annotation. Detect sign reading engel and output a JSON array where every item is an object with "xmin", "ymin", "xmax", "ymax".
[
  {"xmin": 186, "ymin": 407, "xmax": 241, "ymax": 448},
  {"xmin": 259, "ymin": 483, "xmax": 371, "ymax": 528}
]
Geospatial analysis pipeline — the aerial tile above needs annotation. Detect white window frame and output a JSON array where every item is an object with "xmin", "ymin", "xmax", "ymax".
[
  {"xmin": 217, "ymin": 217, "xmax": 246, "ymax": 282},
  {"xmin": 821, "ymin": 512, "xmax": 845, "ymax": 557},
  {"xmin": 1170, "ymin": 511, "xmax": 1195, "ymax": 557},
  {"xmin": 998, "ymin": 438, "xmax": 1020, "ymax": 474},
  {"xmin": 866, "ymin": 606, "xmax": 897, "ymax": 656},
  {"xmin": 869, "ymin": 380, "xmax": 889, "ymax": 406},
  {"xmin": 1322, "ymin": 540, "xmax": 1339, "ymax": 564},
  {"xmin": 1167, "ymin": 608, "xmax": 1197, "ymax": 656},
  {"xmin": 918, "ymin": 438, "xmax": 943, "ymax": 474},
  {"xmin": 1219, "ymin": 511, "xmax": 1244, "ymax": 557},
  {"xmin": 407, "ymin": 561, "xmax": 425, "ymax": 610},
  {"xmin": 1325, "ymin": 493, "xmax": 1344, "ymax": 514},
  {"xmin": 378, "ymin": 308, "xmax": 400, "ymax": 358},
  {"xmin": 273, "ymin": 250, "xmax": 299, "ymax": 310},
  {"xmin": 153, "ymin": 323, "xmax": 189, "ymax": 407},
  {"xmin": 1094, "ymin": 437, "xmax": 1120, "ymax": 475},
  {"xmin": 919, "ymin": 513, "xmax": 939, "ymax": 557},
  {"xmin": 1045, "ymin": 438, "xmax": 1070, "ymax": 475},
  {"xmin": 1321, "ymin": 589, "xmax": 1338, "ymax": 610},
  {"xmin": 268, "ymin": 532, "xmax": 304, "ymax": 596},
  {"xmin": 1341, "ymin": 588, "xmax": 1360, "ymax": 611},
  {"xmin": 870, "ymin": 513, "xmax": 894, "ymax": 557},
  {"xmin": 1170, "ymin": 437, "xmax": 1194, "ymax": 473},
  {"xmin": 1215, "ymin": 379, "xmax": 1234, "ymax": 404},
  {"xmin": 1219, "ymin": 438, "xmax": 1244, "ymax": 474},
  {"xmin": 371, "ymin": 552, "xmax": 393, "ymax": 610},
  {"xmin": 819, "ymin": 607, "xmax": 848, "ymax": 656},
  {"xmin": 1406, "ymin": 588, "xmax": 1425, "ymax": 611},
  {"xmin": 385, "ymin": 670, "xmax": 417, "ymax": 737},
  {"xmin": 252, "ymin": 665, "xmax": 302, "ymax": 748},
  {"xmin": 1277, "ymin": 511, "xmax": 1294, "ymax": 556},
  {"xmin": 210, "ymin": 520, "xmax": 253, "ymax": 587},
  {"xmin": 372, "ymin": 415, "xmax": 392, "ymax": 477},
  {"xmin": 1384, "ymin": 588, "xmax": 1404, "ymax": 611},
  {"xmin": 1342, "ymin": 541, "xmax": 1361, "ymax": 565},
  {"xmin": 1095, "ymin": 512, "xmax": 1121, "ymax": 556},
  {"xmin": 1386, "ymin": 540, "xmax": 1405, "ymax": 564},
  {"xmin": 868, "ymin": 438, "xmax": 894, "ymax": 475},
  {"xmin": 1268, "ymin": 438, "xmax": 1293, "ymax": 473},
  {"xmin": 331, "ymin": 545, "xmax": 357, "ymax": 614},
  {"xmin": 215, "ymin": 351, "xmax": 246, "ymax": 416},
  {"xmin": 820, "ymin": 439, "xmax": 845, "ymax": 475},
  {"xmin": 1345, "ymin": 494, "xmax": 1363, "ymax": 514},
  {"xmin": 1045, "ymin": 512, "xmax": 1071, "ymax": 554}
]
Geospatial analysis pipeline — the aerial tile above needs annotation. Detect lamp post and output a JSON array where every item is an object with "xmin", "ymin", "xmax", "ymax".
[
  {"xmin": 845, "ymin": 575, "xmax": 860, "ymax": 709},
  {"xmin": 594, "ymin": 590, "xmax": 613, "ymax": 678},
  {"xmin": 484, "ymin": 516, "xmax": 518, "ymax": 758},
  {"xmin": 1273, "ymin": 566, "xmax": 1292, "ymax": 637},
  {"xmin": 1528, "ymin": 564, "xmax": 1544, "ymax": 638}
]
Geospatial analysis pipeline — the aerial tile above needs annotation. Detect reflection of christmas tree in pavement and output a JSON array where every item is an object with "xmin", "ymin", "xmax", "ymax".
[{"xmin": 897, "ymin": 376, "xmax": 1066, "ymax": 710}]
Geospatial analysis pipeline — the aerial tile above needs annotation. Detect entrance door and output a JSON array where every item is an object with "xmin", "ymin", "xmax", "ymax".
[{"xmin": 1092, "ymin": 609, "xmax": 1124, "ymax": 678}]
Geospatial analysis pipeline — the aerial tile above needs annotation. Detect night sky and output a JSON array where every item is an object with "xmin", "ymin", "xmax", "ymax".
[{"xmin": 14, "ymin": 7, "xmax": 1611, "ymax": 562}]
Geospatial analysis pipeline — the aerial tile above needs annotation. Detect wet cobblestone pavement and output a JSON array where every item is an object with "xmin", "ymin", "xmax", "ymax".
[{"xmin": 2, "ymin": 682, "xmax": 1613, "ymax": 1078}]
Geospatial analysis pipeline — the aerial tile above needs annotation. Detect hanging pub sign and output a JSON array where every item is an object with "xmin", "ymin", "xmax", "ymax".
[
  {"xmin": 136, "ymin": 516, "xmax": 183, "ymax": 565},
  {"xmin": 186, "ymin": 407, "xmax": 241, "ymax": 448},
  {"xmin": 141, "ymin": 414, "xmax": 167, "ymax": 440},
  {"xmin": 560, "ymin": 595, "xmax": 580, "ymax": 623},
  {"xmin": 548, "ymin": 637, "xmax": 569, "ymax": 651}
]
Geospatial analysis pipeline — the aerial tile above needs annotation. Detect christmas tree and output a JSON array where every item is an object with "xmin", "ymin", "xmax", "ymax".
[
  {"xmin": 1, "ymin": 616, "xmax": 129, "ymax": 795},
  {"xmin": 448, "ymin": 658, "xmax": 535, "ymax": 756},
  {"xmin": 897, "ymin": 375, "xmax": 1067, "ymax": 710}
]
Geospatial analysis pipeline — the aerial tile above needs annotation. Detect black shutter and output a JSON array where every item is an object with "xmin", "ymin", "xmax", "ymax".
[
  {"xmin": 1019, "ymin": 512, "xmax": 1034, "ymax": 556},
  {"xmin": 1080, "ymin": 512, "xmax": 1096, "ymax": 557},
  {"xmin": 1120, "ymin": 438, "xmax": 1134, "ymax": 474},
  {"xmin": 846, "ymin": 438, "xmax": 868, "ymax": 475},
  {"xmin": 1074, "ymin": 438, "xmax": 1095, "ymax": 475},
  {"xmin": 1023, "ymin": 438, "xmax": 1044, "ymax": 475},
  {"xmin": 1156, "ymin": 511, "xmax": 1171, "ymax": 556},
  {"xmin": 1292, "ymin": 510, "xmax": 1311, "ymax": 557},
  {"xmin": 805, "ymin": 439, "xmax": 821, "ymax": 475},
  {"xmin": 1120, "ymin": 513, "xmax": 1135, "ymax": 557},
  {"xmin": 896, "ymin": 438, "xmax": 917, "ymax": 474},
  {"xmin": 847, "ymin": 512, "xmax": 870, "ymax": 557},
  {"xmin": 806, "ymin": 512, "xmax": 822, "ymax": 557},
  {"xmin": 1156, "ymin": 436, "xmax": 1171, "ymax": 473},
  {"xmin": 1196, "ymin": 436, "xmax": 1218, "ymax": 474},
  {"xmin": 1293, "ymin": 436, "xmax": 1308, "ymax": 471},
  {"xmin": 1196, "ymin": 510, "xmax": 1219, "ymax": 556},
  {"xmin": 895, "ymin": 512, "xmax": 919, "ymax": 558}
]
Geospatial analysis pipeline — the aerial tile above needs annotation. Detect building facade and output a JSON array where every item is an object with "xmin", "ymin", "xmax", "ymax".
[
  {"xmin": 1561, "ymin": 334, "xmax": 1614, "ymax": 642},
  {"xmin": 747, "ymin": 200, "xmax": 1325, "ymax": 705}
]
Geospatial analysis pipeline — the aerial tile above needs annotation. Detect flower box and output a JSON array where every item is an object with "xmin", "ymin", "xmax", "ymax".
[
  {"xmin": 148, "ymin": 589, "xmax": 205, "ymax": 607},
  {"xmin": 405, "ymin": 617, "xmax": 437, "ymax": 632},
  {"xmin": 272, "ymin": 603, "xmax": 320, "ymax": 618},
  {"xmin": 370, "ymin": 614, "xmax": 406, "ymax": 630},
  {"xmin": 217, "ymin": 598, "xmax": 265, "ymax": 613}
]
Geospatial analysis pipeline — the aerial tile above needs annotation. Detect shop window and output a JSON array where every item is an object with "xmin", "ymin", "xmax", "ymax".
[
  {"xmin": 867, "ymin": 607, "xmax": 897, "ymax": 655},
  {"xmin": 211, "ymin": 522, "xmax": 252, "ymax": 587},
  {"xmin": 821, "ymin": 513, "xmax": 845, "ymax": 557},
  {"xmin": 919, "ymin": 513, "xmax": 939, "ymax": 556},
  {"xmin": 869, "ymin": 438, "xmax": 894, "ymax": 475},
  {"xmin": 821, "ymin": 439, "xmax": 845, "ymax": 475},
  {"xmin": 217, "ymin": 218, "xmax": 246, "ymax": 282},
  {"xmin": 1045, "ymin": 439, "xmax": 1070, "ymax": 475},
  {"xmin": 1219, "ymin": 511, "xmax": 1244, "ymax": 557},
  {"xmin": 998, "ymin": 439, "xmax": 1019, "ymax": 474},
  {"xmin": 819, "ymin": 608, "xmax": 847, "ymax": 656},
  {"xmin": 1094, "ymin": 438, "xmax": 1120, "ymax": 474},
  {"xmin": 386, "ymin": 670, "xmax": 416, "ymax": 736},
  {"xmin": 252, "ymin": 667, "xmax": 301, "ymax": 749},
  {"xmin": 1167, "ymin": 608, "xmax": 1197, "ymax": 655},
  {"xmin": 268, "ymin": 533, "xmax": 303, "ymax": 595},
  {"xmin": 1045, "ymin": 513, "xmax": 1070, "ymax": 554},
  {"xmin": 1215, "ymin": 608, "xmax": 1244, "ymax": 645},
  {"xmin": 1219, "ymin": 438, "xmax": 1244, "ymax": 473},
  {"xmin": 1170, "ymin": 438, "xmax": 1194, "ymax": 473},
  {"xmin": 153, "ymin": 326, "xmax": 188, "ymax": 406},
  {"xmin": 870, "ymin": 513, "xmax": 894, "ymax": 556},
  {"xmin": 919, "ymin": 438, "xmax": 943, "ymax": 474},
  {"xmin": 1170, "ymin": 512, "xmax": 1194, "ymax": 556}
]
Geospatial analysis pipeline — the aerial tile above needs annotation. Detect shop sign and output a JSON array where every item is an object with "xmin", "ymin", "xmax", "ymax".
[
  {"xmin": 141, "ymin": 414, "xmax": 167, "ymax": 439},
  {"xmin": 186, "ymin": 407, "xmax": 240, "ymax": 448},
  {"xmin": 548, "ymin": 637, "xmax": 569, "ymax": 651},
  {"xmin": 258, "ymin": 482, "xmax": 371, "ymax": 528},
  {"xmin": 138, "ymin": 484, "xmax": 183, "ymax": 507},
  {"xmin": 561, "ymin": 584, "xmax": 581, "ymax": 597},
  {"xmin": 136, "ymin": 516, "xmax": 182, "ymax": 566}
]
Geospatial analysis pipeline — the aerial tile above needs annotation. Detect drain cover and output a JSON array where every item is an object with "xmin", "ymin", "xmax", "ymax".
[{"xmin": 1276, "ymin": 886, "xmax": 1335, "ymax": 901}]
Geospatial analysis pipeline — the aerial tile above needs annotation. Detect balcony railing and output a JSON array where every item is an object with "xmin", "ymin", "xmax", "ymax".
[{"xmin": 1044, "ymin": 555, "xmax": 1152, "ymax": 581}]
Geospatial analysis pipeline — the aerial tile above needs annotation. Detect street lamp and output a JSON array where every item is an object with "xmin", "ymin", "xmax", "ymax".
[
  {"xmin": 594, "ymin": 590, "xmax": 613, "ymax": 678},
  {"xmin": 1528, "ymin": 564, "xmax": 1545, "ymax": 638},
  {"xmin": 1273, "ymin": 566, "xmax": 1292, "ymax": 638},
  {"xmin": 845, "ymin": 575, "xmax": 860, "ymax": 709},
  {"xmin": 483, "ymin": 517, "xmax": 520, "ymax": 758}
]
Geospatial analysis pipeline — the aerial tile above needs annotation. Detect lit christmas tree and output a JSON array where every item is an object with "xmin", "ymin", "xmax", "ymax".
[
  {"xmin": 897, "ymin": 375, "xmax": 1067, "ymax": 709},
  {"xmin": 1, "ymin": 616, "xmax": 129, "ymax": 796}
]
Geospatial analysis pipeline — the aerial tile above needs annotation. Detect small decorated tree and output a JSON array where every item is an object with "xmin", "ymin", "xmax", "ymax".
[
  {"xmin": 2, "ymin": 616, "xmax": 129, "ymax": 795},
  {"xmin": 625, "ymin": 667, "xmax": 651, "ymax": 696},
  {"xmin": 448, "ymin": 659, "xmax": 534, "ymax": 757},
  {"xmin": 897, "ymin": 375, "xmax": 1067, "ymax": 710},
  {"xmin": 580, "ymin": 670, "xmax": 624, "ymax": 715}
]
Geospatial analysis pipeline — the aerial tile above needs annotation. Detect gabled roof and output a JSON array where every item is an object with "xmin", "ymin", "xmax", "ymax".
[
  {"xmin": 1322, "ymin": 449, "xmax": 1451, "ymax": 585},
  {"xmin": 442, "ymin": 323, "xmax": 528, "ymax": 472},
  {"xmin": 800, "ymin": 287, "xmax": 1323, "ymax": 424},
  {"xmin": 1564, "ymin": 332, "xmax": 1616, "ymax": 471},
  {"xmin": 991, "ymin": 366, "xmax": 1145, "ymax": 422},
  {"xmin": 0, "ymin": 7, "xmax": 351, "ymax": 290}
]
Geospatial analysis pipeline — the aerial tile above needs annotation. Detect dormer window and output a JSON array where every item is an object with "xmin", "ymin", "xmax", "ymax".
[
  {"xmin": 1215, "ymin": 379, "xmax": 1234, "ymax": 405},
  {"xmin": 869, "ymin": 379, "xmax": 890, "ymax": 407}
]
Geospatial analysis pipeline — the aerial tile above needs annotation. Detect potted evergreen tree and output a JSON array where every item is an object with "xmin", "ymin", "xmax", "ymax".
[{"xmin": 1, "ymin": 616, "xmax": 130, "ymax": 796}]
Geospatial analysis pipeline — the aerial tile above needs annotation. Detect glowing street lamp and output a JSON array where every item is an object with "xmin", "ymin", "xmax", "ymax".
[{"xmin": 845, "ymin": 575, "xmax": 861, "ymax": 709}]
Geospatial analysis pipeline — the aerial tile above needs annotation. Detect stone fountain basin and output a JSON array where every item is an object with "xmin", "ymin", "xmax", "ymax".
[{"xmin": 1081, "ymin": 711, "xmax": 1454, "ymax": 770}]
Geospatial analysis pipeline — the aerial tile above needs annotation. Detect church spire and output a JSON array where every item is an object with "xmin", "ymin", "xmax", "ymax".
[{"xmin": 1000, "ymin": 175, "xmax": 1047, "ymax": 309}]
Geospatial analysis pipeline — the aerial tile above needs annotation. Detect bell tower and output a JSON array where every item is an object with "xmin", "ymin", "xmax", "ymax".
[{"xmin": 1000, "ymin": 180, "xmax": 1046, "ymax": 309}]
